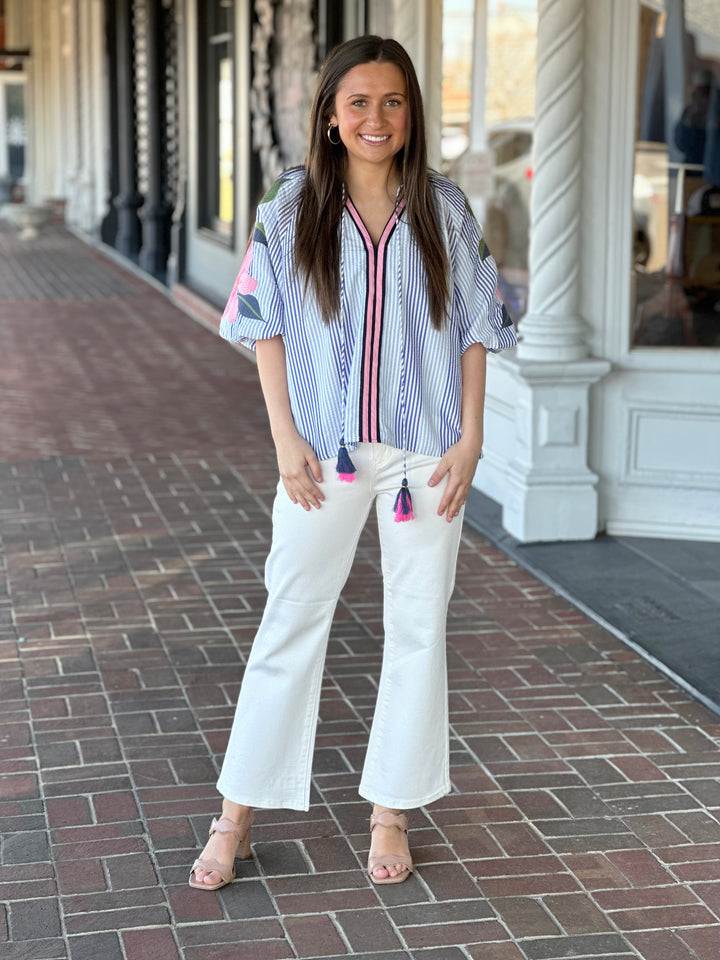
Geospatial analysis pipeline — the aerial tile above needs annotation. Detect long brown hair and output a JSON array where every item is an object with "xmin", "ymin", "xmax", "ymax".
[{"xmin": 294, "ymin": 36, "xmax": 450, "ymax": 329}]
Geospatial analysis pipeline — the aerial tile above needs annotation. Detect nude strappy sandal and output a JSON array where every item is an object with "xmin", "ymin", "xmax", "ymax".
[
  {"xmin": 368, "ymin": 810, "xmax": 413, "ymax": 885},
  {"xmin": 188, "ymin": 813, "xmax": 254, "ymax": 891}
]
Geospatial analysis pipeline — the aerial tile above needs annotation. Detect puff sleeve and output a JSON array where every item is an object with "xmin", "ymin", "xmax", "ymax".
[
  {"xmin": 219, "ymin": 205, "xmax": 285, "ymax": 351},
  {"xmin": 451, "ymin": 199, "xmax": 517, "ymax": 355}
]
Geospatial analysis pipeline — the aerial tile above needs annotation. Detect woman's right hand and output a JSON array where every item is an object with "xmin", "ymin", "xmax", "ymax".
[{"xmin": 274, "ymin": 427, "xmax": 325, "ymax": 510}]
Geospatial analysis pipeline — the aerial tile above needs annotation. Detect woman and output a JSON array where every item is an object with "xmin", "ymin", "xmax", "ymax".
[{"xmin": 189, "ymin": 35, "xmax": 516, "ymax": 891}]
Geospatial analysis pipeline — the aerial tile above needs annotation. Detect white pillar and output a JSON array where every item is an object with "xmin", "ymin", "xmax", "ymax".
[
  {"xmin": 468, "ymin": 0, "xmax": 489, "ymax": 155},
  {"xmin": 5, "ymin": 0, "xmax": 31, "ymax": 47},
  {"xmin": 391, "ymin": 0, "xmax": 443, "ymax": 170},
  {"xmin": 60, "ymin": 0, "xmax": 80, "ymax": 222},
  {"xmin": 76, "ymin": 0, "xmax": 96, "ymax": 231},
  {"xmin": 498, "ymin": 0, "xmax": 610, "ymax": 542},
  {"xmin": 90, "ymin": 0, "xmax": 109, "ymax": 231},
  {"xmin": 451, "ymin": 0, "xmax": 491, "ymax": 224},
  {"xmin": 517, "ymin": 0, "xmax": 589, "ymax": 361}
]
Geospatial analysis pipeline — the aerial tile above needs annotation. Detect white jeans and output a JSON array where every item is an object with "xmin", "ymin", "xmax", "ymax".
[{"xmin": 216, "ymin": 443, "xmax": 464, "ymax": 810}]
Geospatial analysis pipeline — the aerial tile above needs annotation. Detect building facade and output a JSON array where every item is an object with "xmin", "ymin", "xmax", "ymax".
[
  {"xmin": 469, "ymin": 0, "xmax": 720, "ymax": 543},
  {"xmin": 2, "ymin": 0, "xmax": 718, "ymax": 542}
]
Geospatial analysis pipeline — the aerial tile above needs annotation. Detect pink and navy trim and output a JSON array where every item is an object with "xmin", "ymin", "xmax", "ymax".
[{"xmin": 344, "ymin": 196, "xmax": 406, "ymax": 445}]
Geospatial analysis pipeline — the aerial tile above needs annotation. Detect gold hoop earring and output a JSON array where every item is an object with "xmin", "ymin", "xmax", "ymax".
[{"xmin": 327, "ymin": 123, "xmax": 341, "ymax": 145}]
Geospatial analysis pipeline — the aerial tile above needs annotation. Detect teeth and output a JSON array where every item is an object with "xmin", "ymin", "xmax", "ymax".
[{"xmin": 362, "ymin": 135, "xmax": 390, "ymax": 142}]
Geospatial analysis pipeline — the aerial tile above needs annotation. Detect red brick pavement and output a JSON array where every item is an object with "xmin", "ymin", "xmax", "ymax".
[{"xmin": 2, "ymin": 224, "xmax": 720, "ymax": 960}]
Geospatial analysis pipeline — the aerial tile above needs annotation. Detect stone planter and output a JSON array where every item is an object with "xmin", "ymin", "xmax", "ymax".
[{"xmin": 13, "ymin": 204, "xmax": 52, "ymax": 240}]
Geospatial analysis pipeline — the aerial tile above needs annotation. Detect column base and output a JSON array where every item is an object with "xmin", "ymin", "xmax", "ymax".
[
  {"xmin": 493, "ymin": 354, "xmax": 611, "ymax": 543},
  {"xmin": 114, "ymin": 191, "xmax": 143, "ymax": 259},
  {"xmin": 139, "ymin": 202, "xmax": 172, "ymax": 280},
  {"xmin": 503, "ymin": 471, "xmax": 601, "ymax": 542}
]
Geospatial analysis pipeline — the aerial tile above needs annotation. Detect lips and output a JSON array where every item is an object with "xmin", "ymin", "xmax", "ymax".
[{"xmin": 360, "ymin": 134, "xmax": 391, "ymax": 143}]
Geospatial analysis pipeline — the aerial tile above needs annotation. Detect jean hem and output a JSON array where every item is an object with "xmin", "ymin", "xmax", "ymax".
[
  {"xmin": 216, "ymin": 779, "xmax": 310, "ymax": 812},
  {"xmin": 357, "ymin": 781, "xmax": 452, "ymax": 810}
]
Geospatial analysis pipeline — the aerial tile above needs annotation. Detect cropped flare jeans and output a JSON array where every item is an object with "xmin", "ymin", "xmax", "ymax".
[{"xmin": 216, "ymin": 443, "xmax": 464, "ymax": 810}]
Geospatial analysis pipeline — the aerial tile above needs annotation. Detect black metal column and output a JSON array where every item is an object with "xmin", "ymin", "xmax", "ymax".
[
  {"xmin": 139, "ymin": 0, "xmax": 172, "ymax": 278},
  {"xmin": 167, "ymin": 0, "xmax": 187, "ymax": 288},
  {"xmin": 101, "ymin": 0, "xmax": 120, "ymax": 245},
  {"xmin": 114, "ymin": 0, "xmax": 142, "ymax": 258}
]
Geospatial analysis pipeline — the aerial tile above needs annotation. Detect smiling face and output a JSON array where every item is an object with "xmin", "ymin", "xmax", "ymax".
[{"xmin": 329, "ymin": 61, "xmax": 408, "ymax": 178}]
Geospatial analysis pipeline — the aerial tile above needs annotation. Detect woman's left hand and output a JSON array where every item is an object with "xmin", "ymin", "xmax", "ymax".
[{"xmin": 428, "ymin": 436, "xmax": 483, "ymax": 522}]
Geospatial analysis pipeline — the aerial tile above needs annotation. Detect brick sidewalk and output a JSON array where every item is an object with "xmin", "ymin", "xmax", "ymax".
[{"xmin": 2, "ymin": 224, "xmax": 720, "ymax": 960}]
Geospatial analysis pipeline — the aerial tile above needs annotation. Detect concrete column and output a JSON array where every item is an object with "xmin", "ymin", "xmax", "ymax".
[
  {"xmin": 90, "ymin": 0, "xmax": 110, "ymax": 230},
  {"xmin": 4, "ymin": 0, "xmax": 31, "ymax": 47},
  {"xmin": 59, "ymin": 0, "xmax": 80, "ymax": 223},
  {"xmin": 498, "ymin": 0, "xmax": 610, "ymax": 542},
  {"xmin": 27, "ymin": 0, "xmax": 62, "ymax": 203},
  {"xmin": 76, "ymin": 0, "xmax": 96, "ymax": 231}
]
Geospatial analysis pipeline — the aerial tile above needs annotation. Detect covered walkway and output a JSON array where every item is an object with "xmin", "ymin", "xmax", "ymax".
[{"xmin": 1, "ymin": 223, "xmax": 719, "ymax": 960}]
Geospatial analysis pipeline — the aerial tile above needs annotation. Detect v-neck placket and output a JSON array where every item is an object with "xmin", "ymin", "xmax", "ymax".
[{"xmin": 344, "ymin": 195, "xmax": 405, "ymax": 443}]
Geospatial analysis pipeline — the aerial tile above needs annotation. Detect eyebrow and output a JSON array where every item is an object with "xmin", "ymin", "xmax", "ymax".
[{"xmin": 344, "ymin": 91, "xmax": 406, "ymax": 100}]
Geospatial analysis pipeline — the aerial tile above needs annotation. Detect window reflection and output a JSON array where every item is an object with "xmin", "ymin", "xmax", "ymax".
[
  {"xmin": 198, "ymin": 0, "xmax": 234, "ymax": 241},
  {"xmin": 633, "ymin": 1, "xmax": 720, "ymax": 347}
]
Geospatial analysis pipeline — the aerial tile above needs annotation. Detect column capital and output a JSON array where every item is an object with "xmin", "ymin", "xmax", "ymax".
[{"xmin": 496, "ymin": 352, "xmax": 612, "ymax": 386}]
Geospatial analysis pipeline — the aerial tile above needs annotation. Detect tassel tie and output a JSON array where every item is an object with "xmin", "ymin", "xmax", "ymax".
[
  {"xmin": 336, "ymin": 439, "xmax": 356, "ymax": 482},
  {"xmin": 393, "ymin": 477, "xmax": 414, "ymax": 522}
]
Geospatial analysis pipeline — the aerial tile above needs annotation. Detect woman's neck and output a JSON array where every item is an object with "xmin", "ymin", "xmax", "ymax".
[{"xmin": 343, "ymin": 160, "xmax": 402, "ymax": 204}]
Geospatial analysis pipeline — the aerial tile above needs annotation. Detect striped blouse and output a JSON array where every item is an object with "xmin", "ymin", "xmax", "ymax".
[{"xmin": 220, "ymin": 166, "xmax": 517, "ymax": 463}]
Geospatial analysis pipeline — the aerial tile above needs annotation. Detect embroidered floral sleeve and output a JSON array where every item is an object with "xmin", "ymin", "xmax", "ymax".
[
  {"xmin": 219, "ymin": 181, "xmax": 288, "ymax": 350},
  {"xmin": 451, "ymin": 193, "xmax": 517, "ymax": 355}
]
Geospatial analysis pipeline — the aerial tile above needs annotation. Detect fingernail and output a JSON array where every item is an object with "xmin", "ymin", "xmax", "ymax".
[{"xmin": 428, "ymin": 479, "xmax": 436, "ymax": 486}]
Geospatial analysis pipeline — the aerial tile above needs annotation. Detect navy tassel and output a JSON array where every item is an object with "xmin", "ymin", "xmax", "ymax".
[
  {"xmin": 336, "ymin": 439, "xmax": 356, "ymax": 482},
  {"xmin": 393, "ymin": 478, "xmax": 414, "ymax": 522}
]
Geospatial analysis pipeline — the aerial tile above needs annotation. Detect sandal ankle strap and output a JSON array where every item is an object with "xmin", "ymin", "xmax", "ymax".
[
  {"xmin": 370, "ymin": 811, "xmax": 408, "ymax": 833},
  {"xmin": 209, "ymin": 814, "xmax": 253, "ymax": 840}
]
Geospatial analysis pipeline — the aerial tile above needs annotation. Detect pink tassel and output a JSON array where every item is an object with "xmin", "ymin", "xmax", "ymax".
[
  {"xmin": 393, "ymin": 479, "xmax": 414, "ymax": 522},
  {"xmin": 338, "ymin": 473, "xmax": 355, "ymax": 483}
]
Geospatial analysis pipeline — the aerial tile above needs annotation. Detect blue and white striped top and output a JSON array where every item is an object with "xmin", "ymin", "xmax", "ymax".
[{"xmin": 220, "ymin": 166, "xmax": 516, "ymax": 463}]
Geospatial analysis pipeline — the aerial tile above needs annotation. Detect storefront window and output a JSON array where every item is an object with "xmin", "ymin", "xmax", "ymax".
[
  {"xmin": 442, "ymin": 0, "xmax": 537, "ymax": 324},
  {"xmin": 198, "ymin": 0, "xmax": 235, "ymax": 242},
  {"xmin": 633, "ymin": 1, "xmax": 720, "ymax": 347}
]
